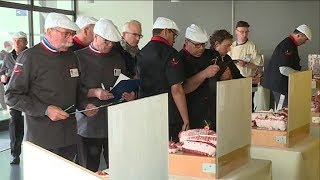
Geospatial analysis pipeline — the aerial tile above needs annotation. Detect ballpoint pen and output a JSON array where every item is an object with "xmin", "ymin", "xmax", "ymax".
[
  {"xmin": 101, "ymin": 83, "xmax": 106, "ymax": 90},
  {"xmin": 64, "ymin": 104, "xmax": 74, "ymax": 112}
]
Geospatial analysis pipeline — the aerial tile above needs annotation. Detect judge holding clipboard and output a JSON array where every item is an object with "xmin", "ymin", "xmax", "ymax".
[{"xmin": 74, "ymin": 19, "xmax": 137, "ymax": 172}]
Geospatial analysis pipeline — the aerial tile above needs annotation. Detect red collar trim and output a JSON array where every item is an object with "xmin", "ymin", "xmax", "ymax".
[
  {"xmin": 182, "ymin": 46, "xmax": 192, "ymax": 57},
  {"xmin": 151, "ymin": 36, "xmax": 170, "ymax": 46},
  {"xmin": 73, "ymin": 36, "xmax": 86, "ymax": 47},
  {"xmin": 289, "ymin": 35, "xmax": 298, "ymax": 46},
  {"xmin": 40, "ymin": 41, "xmax": 58, "ymax": 54},
  {"xmin": 88, "ymin": 43, "xmax": 107, "ymax": 56}
]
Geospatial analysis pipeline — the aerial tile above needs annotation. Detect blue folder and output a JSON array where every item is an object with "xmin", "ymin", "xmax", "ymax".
[{"xmin": 110, "ymin": 79, "xmax": 141, "ymax": 100}]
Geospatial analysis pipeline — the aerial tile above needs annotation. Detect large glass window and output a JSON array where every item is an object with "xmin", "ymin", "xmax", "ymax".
[
  {"xmin": 33, "ymin": 11, "xmax": 47, "ymax": 44},
  {"xmin": 33, "ymin": 12, "xmax": 73, "ymax": 44},
  {"xmin": 0, "ymin": 7, "xmax": 30, "ymax": 48},
  {"xmin": 34, "ymin": 0, "xmax": 74, "ymax": 11},
  {"xmin": 0, "ymin": 0, "xmax": 75, "ymax": 121},
  {"xmin": 1, "ymin": 0, "xmax": 29, "ymax": 4}
]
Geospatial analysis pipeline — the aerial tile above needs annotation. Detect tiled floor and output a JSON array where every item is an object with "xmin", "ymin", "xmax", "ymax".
[
  {"xmin": 0, "ymin": 130, "xmax": 23, "ymax": 180},
  {"xmin": 0, "ymin": 130, "xmax": 107, "ymax": 180},
  {"xmin": 0, "ymin": 109, "xmax": 10, "ymax": 122}
]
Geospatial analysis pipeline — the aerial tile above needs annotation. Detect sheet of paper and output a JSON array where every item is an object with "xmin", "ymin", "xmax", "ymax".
[{"xmin": 113, "ymin": 73, "xmax": 130, "ymax": 88}]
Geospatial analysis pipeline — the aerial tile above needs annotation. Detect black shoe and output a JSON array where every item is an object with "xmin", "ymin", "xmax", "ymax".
[{"xmin": 10, "ymin": 157, "xmax": 20, "ymax": 165}]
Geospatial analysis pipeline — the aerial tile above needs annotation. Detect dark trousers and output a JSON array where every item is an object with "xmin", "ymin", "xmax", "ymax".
[
  {"xmin": 48, "ymin": 144, "xmax": 77, "ymax": 162},
  {"xmin": 9, "ymin": 108, "xmax": 24, "ymax": 158},
  {"xmin": 252, "ymin": 92, "xmax": 255, "ymax": 112},
  {"xmin": 272, "ymin": 91, "xmax": 288, "ymax": 109},
  {"xmin": 77, "ymin": 135, "xmax": 108, "ymax": 172}
]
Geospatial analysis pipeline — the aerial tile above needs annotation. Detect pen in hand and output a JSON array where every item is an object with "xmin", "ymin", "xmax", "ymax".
[
  {"xmin": 64, "ymin": 104, "xmax": 74, "ymax": 112},
  {"xmin": 101, "ymin": 83, "xmax": 106, "ymax": 90},
  {"xmin": 211, "ymin": 58, "xmax": 218, "ymax": 65}
]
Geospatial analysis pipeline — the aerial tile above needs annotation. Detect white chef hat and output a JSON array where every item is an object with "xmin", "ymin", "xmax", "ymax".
[
  {"xmin": 93, "ymin": 18, "xmax": 121, "ymax": 42},
  {"xmin": 76, "ymin": 16, "xmax": 98, "ymax": 29},
  {"xmin": 185, "ymin": 24, "xmax": 208, "ymax": 43},
  {"xmin": 45, "ymin": 12, "xmax": 80, "ymax": 32},
  {"xmin": 296, "ymin": 24, "xmax": 312, "ymax": 41},
  {"xmin": 12, "ymin": 31, "xmax": 27, "ymax": 39},
  {"xmin": 152, "ymin": 17, "xmax": 180, "ymax": 33}
]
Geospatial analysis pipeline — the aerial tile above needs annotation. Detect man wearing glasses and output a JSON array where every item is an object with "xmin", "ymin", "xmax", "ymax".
[
  {"xmin": 228, "ymin": 21, "xmax": 263, "ymax": 112},
  {"xmin": 5, "ymin": 13, "xmax": 80, "ymax": 161},
  {"xmin": 136, "ymin": 17, "xmax": 190, "ymax": 141},
  {"xmin": 75, "ymin": 18, "xmax": 135, "ymax": 172},
  {"xmin": 114, "ymin": 20, "xmax": 143, "ymax": 78},
  {"xmin": 178, "ymin": 24, "xmax": 220, "ymax": 130}
]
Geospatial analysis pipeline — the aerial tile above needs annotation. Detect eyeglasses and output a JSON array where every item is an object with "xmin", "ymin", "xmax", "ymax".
[
  {"xmin": 187, "ymin": 39, "xmax": 207, "ymax": 48},
  {"xmin": 54, "ymin": 28, "xmax": 75, "ymax": 39},
  {"xmin": 104, "ymin": 39, "xmax": 114, "ymax": 46},
  {"xmin": 97, "ymin": 35, "xmax": 114, "ymax": 46},
  {"xmin": 169, "ymin": 29, "xmax": 178, "ymax": 39},
  {"xmin": 125, "ymin": 32, "xmax": 143, "ymax": 39},
  {"xmin": 236, "ymin": 29, "xmax": 250, "ymax": 34}
]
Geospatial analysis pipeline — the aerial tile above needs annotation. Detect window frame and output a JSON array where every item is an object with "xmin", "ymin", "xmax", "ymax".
[{"xmin": 0, "ymin": 0, "xmax": 77, "ymax": 46}]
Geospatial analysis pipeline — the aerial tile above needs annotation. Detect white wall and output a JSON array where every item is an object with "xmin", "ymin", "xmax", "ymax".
[
  {"xmin": 154, "ymin": 0, "xmax": 320, "ymax": 70},
  {"xmin": 77, "ymin": 1, "xmax": 153, "ymax": 48}
]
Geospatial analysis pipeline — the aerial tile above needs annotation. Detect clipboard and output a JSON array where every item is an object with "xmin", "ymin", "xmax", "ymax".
[{"xmin": 110, "ymin": 79, "xmax": 141, "ymax": 100}]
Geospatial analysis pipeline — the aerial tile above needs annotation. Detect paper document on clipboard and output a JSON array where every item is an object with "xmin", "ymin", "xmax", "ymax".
[
  {"xmin": 111, "ymin": 73, "xmax": 141, "ymax": 100},
  {"xmin": 113, "ymin": 73, "xmax": 130, "ymax": 88}
]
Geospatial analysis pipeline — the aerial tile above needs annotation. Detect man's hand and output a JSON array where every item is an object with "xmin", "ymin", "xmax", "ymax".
[
  {"xmin": 252, "ymin": 72, "xmax": 262, "ymax": 85},
  {"xmin": 252, "ymin": 76, "xmax": 261, "ymax": 85},
  {"xmin": 83, "ymin": 103, "xmax": 98, "ymax": 117},
  {"xmin": 220, "ymin": 67, "xmax": 233, "ymax": 80},
  {"xmin": 0, "ymin": 74, "xmax": 8, "ymax": 83},
  {"xmin": 122, "ymin": 92, "xmax": 135, "ymax": 101},
  {"xmin": 237, "ymin": 60, "xmax": 247, "ymax": 67},
  {"xmin": 203, "ymin": 65, "xmax": 220, "ymax": 78},
  {"xmin": 181, "ymin": 122, "xmax": 190, "ymax": 131},
  {"xmin": 47, "ymin": 105, "xmax": 70, "ymax": 121},
  {"xmin": 92, "ymin": 88, "xmax": 114, "ymax": 100}
]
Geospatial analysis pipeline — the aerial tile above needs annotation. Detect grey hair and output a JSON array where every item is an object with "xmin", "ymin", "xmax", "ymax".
[{"xmin": 122, "ymin": 20, "xmax": 141, "ymax": 33}]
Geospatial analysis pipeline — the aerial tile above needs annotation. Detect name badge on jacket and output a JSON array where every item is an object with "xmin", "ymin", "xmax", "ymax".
[
  {"xmin": 114, "ymin": 68, "xmax": 121, "ymax": 76},
  {"xmin": 70, "ymin": 68, "xmax": 79, "ymax": 77}
]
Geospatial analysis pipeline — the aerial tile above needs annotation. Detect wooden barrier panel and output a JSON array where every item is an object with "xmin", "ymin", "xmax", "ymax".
[
  {"xmin": 23, "ymin": 141, "xmax": 104, "ymax": 180},
  {"xmin": 252, "ymin": 71, "xmax": 312, "ymax": 148},
  {"xmin": 216, "ymin": 78, "xmax": 252, "ymax": 178},
  {"xmin": 108, "ymin": 94, "xmax": 168, "ymax": 180}
]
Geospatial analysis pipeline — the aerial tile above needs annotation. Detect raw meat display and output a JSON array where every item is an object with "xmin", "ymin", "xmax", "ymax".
[
  {"xmin": 251, "ymin": 109, "xmax": 288, "ymax": 131},
  {"xmin": 178, "ymin": 129, "xmax": 217, "ymax": 157},
  {"xmin": 168, "ymin": 141, "xmax": 178, "ymax": 153},
  {"xmin": 311, "ymin": 90, "xmax": 320, "ymax": 112},
  {"xmin": 179, "ymin": 129, "xmax": 217, "ymax": 145}
]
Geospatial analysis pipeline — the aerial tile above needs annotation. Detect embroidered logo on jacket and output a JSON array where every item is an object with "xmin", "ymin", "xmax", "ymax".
[
  {"xmin": 13, "ymin": 63, "xmax": 23, "ymax": 75},
  {"xmin": 284, "ymin": 50, "xmax": 292, "ymax": 56},
  {"xmin": 170, "ymin": 58, "xmax": 179, "ymax": 67}
]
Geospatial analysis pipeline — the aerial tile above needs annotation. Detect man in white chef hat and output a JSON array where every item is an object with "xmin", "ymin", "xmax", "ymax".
[
  {"xmin": 180, "ymin": 24, "xmax": 220, "ymax": 130},
  {"xmin": 70, "ymin": 16, "xmax": 98, "ymax": 51},
  {"xmin": 75, "ymin": 18, "xmax": 136, "ymax": 172},
  {"xmin": 6, "ymin": 12, "xmax": 81, "ymax": 162},
  {"xmin": 136, "ymin": 17, "xmax": 190, "ymax": 142},
  {"xmin": 1, "ymin": 31, "xmax": 28, "ymax": 165}
]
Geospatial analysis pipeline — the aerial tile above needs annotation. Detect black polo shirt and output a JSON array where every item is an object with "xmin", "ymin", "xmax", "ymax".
[
  {"xmin": 179, "ymin": 48, "xmax": 215, "ymax": 129},
  {"xmin": 263, "ymin": 36, "xmax": 301, "ymax": 94},
  {"xmin": 136, "ymin": 36, "xmax": 184, "ymax": 125}
]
